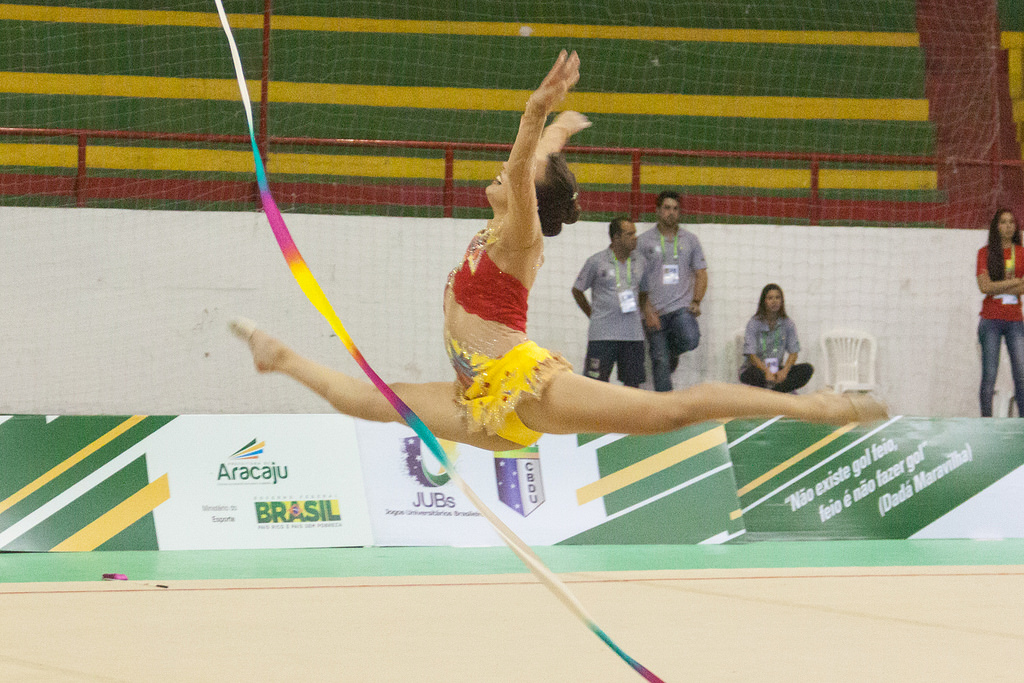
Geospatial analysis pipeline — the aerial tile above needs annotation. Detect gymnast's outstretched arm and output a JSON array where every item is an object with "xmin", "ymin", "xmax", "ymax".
[{"xmin": 498, "ymin": 51, "xmax": 580, "ymax": 251}]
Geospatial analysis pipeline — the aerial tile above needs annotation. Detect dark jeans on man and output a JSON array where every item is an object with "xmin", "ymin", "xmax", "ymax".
[
  {"xmin": 740, "ymin": 363, "xmax": 814, "ymax": 393},
  {"xmin": 646, "ymin": 308, "xmax": 700, "ymax": 392},
  {"xmin": 583, "ymin": 340, "xmax": 646, "ymax": 388},
  {"xmin": 978, "ymin": 317, "xmax": 1024, "ymax": 417}
]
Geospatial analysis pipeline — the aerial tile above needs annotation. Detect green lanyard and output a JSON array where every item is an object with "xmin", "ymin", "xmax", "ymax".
[
  {"xmin": 610, "ymin": 250, "xmax": 632, "ymax": 288},
  {"xmin": 659, "ymin": 231, "xmax": 679, "ymax": 260},
  {"xmin": 1006, "ymin": 246, "xmax": 1016, "ymax": 277},
  {"xmin": 760, "ymin": 325, "xmax": 782, "ymax": 357}
]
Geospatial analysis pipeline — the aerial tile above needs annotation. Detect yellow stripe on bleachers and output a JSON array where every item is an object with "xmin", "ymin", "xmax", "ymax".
[
  {"xmin": 50, "ymin": 474, "xmax": 170, "ymax": 552},
  {"xmin": 0, "ymin": 143, "xmax": 938, "ymax": 191},
  {"xmin": 271, "ymin": 152, "xmax": 442, "ymax": 178},
  {"xmin": 644, "ymin": 165, "xmax": 809, "ymax": 189},
  {"xmin": 0, "ymin": 4, "xmax": 257, "ymax": 29},
  {"xmin": 0, "ymin": 3, "xmax": 919, "ymax": 46},
  {"xmin": 0, "ymin": 71, "xmax": 930, "ymax": 121},
  {"xmin": 0, "ymin": 143, "xmax": 78, "ymax": 168},
  {"xmin": 565, "ymin": 91, "xmax": 928, "ymax": 120},
  {"xmin": 0, "ymin": 71, "xmax": 260, "ymax": 102},
  {"xmin": 819, "ymin": 168, "xmax": 936, "ymax": 191}
]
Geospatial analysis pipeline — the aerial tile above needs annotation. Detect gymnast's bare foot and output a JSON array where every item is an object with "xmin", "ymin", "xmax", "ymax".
[
  {"xmin": 844, "ymin": 392, "xmax": 889, "ymax": 423},
  {"xmin": 806, "ymin": 390, "xmax": 888, "ymax": 425},
  {"xmin": 229, "ymin": 318, "xmax": 289, "ymax": 373}
]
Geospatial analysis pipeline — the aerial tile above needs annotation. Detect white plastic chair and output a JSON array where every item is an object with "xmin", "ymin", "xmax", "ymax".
[
  {"xmin": 820, "ymin": 330, "xmax": 876, "ymax": 393},
  {"xmin": 726, "ymin": 328, "xmax": 747, "ymax": 382}
]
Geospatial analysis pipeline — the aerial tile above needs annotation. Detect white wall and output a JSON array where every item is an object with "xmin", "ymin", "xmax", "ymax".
[{"xmin": 0, "ymin": 206, "xmax": 1000, "ymax": 417}]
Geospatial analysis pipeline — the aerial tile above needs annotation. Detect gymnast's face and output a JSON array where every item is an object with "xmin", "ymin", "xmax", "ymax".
[
  {"xmin": 765, "ymin": 289, "xmax": 783, "ymax": 315},
  {"xmin": 486, "ymin": 163, "xmax": 509, "ymax": 210}
]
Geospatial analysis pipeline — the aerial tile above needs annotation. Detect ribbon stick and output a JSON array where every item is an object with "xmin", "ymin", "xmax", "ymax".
[{"xmin": 212, "ymin": 5, "xmax": 664, "ymax": 681}]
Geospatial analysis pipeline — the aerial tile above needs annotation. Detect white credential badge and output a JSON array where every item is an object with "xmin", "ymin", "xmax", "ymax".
[{"xmin": 618, "ymin": 289, "xmax": 637, "ymax": 313}]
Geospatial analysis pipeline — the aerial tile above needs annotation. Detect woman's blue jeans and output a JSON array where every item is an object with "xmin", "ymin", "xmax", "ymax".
[{"xmin": 978, "ymin": 317, "xmax": 1024, "ymax": 417}]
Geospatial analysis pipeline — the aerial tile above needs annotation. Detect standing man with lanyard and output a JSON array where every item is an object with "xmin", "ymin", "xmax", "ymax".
[
  {"xmin": 572, "ymin": 217, "xmax": 652, "ymax": 387},
  {"xmin": 637, "ymin": 190, "xmax": 708, "ymax": 391}
]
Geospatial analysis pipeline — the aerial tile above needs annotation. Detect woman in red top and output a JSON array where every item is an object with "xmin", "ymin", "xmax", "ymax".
[
  {"xmin": 232, "ymin": 52, "xmax": 886, "ymax": 451},
  {"xmin": 976, "ymin": 208, "xmax": 1024, "ymax": 416}
]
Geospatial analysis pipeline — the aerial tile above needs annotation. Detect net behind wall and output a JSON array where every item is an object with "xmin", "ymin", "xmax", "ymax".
[
  {"xmin": 0, "ymin": 1, "xmax": 1019, "ymax": 417},
  {"xmin": 7, "ymin": 0, "xmax": 1009, "ymax": 223}
]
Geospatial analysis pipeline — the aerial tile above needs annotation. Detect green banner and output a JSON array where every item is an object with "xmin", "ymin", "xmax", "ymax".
[
  {"xmin": 0, "ymin": 415, "xmax": 172, "ymax": 551},
  {"xmin": 3, "ymin": 414, "xmax": 1022, "ymax": 551},
  {"xmin": 560, "ymin": 422, "xmax": 745, "ymax": 545},
  {"xmin": 728, "ymin": 417, "xmax": 1024, "ymax": 540}
]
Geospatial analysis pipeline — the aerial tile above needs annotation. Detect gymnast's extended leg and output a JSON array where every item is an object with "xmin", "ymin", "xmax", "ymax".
[
  {"xmin": 515, "ymin": 370, "xmax": 886, "ymax": 436},
  {"xmin": 230, "ymin": 320, "xmax": 522, "ymax": 452}
]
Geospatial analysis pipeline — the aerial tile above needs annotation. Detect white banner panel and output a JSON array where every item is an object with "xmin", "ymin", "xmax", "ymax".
[
  {"xmin": 355, "ymin": 421, "xmax": 611, "ymax": 547},
  {"xmin": 911, "ymin": 464, "xmax": 1024, "ymax": 539},
  {"xmin": 146, "ymin": 415, "xmax": 373, "ymax": 549}
]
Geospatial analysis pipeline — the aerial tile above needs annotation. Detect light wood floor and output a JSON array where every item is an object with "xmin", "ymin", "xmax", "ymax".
[{"xmin": 2, "ymin": 564, "xmax": 1022, "ymax": 682}]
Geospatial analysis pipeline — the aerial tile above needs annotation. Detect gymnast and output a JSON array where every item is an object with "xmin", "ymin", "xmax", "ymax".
[{"xmin": 231, "ymin": 51, "xmax": 886, "ymax": 452}]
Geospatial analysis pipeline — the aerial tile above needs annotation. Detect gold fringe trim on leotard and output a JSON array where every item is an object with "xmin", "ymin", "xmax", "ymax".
[{"xmin": 448, "ymin": 339, "xmax": 572, "ymax": 447}]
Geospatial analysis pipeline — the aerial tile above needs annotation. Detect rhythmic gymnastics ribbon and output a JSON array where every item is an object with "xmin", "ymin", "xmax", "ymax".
[{"xmin": 212, "ymin": 5, "xmax": 663, "ymax": 681}]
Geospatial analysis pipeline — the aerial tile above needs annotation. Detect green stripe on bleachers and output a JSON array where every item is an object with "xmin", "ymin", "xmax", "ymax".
[
  {"xmin": 0, "ymin": 0, "xmax": 937, "ymax": 222},
  {"xmin": 999, "ymin": 0, "xmax": 1024, "ymax": 31},
  {"xmin": 0, "ymin": 94, "xmax": 935, "ymax": 156},
  {"xmin": 0, "ymin": 21, "xmax": 924, "ymax": 99}
]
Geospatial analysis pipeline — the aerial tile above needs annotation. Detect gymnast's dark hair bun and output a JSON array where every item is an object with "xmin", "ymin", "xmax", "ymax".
[{"xmin": 536, "ymin": 153, "xmax": 580, "ymax": 237}]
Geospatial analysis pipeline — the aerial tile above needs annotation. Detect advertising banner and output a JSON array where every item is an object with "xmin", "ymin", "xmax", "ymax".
[
  {"xmin": 728, "ymin": 417, "xmax": 1024, "ymax": 540},
  {"xmin": 0, "ymin": 414, "xmax": 372, "ymax": 552},
  {"xmin": 0, "ymin": 415, "xmax": 174, "ymax": 552},
  {"xmin": 559, "ymin": 424, "xmax": 745, "ymax": 545},
  {"xmin": 4, "ymin": 413, "xmax": 1023, "ymax": 552},
  {"xmin": 354, "ymin": 421, "xmax": 585, "ymax": 546},
  {"xmin": 355, "ymin": 420, "xmax": 744, "ymax": 547},
  {"xmin": 146, "ymin": 415, "xmax": 373, "ymax": 549}
]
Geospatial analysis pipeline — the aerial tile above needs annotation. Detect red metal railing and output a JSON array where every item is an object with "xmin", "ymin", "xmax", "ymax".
[
  {"xmin": 2, "ymin": 125, "xmax": 1022, "ymax": 225},
  {"xmin": 3, "ymin": 0, "xmax": 1021, "ymax": 226}
]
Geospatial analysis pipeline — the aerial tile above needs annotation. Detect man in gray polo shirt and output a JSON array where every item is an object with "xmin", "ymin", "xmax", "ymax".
[
  {"xmin": 636, "ymin": 190, "xmax": 707, "ymax": 391},
  {"xmin": 572, "ymin": 217, "xmax": 651, "ymax": 387}
]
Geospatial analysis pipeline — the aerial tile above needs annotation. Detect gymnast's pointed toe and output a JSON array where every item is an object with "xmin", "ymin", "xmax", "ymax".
[{"xmin": 228, "ymin": 317, "xmax": 258, "ymax": 342}]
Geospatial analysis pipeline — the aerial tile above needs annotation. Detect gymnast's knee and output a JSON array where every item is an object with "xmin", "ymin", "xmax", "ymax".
[
  {"xmin": 660, "ymin": 382, "xmax": 732, "ymax": 428},
  {"xmin": 634, "ymin": 390, "xmax": 711, "ymax": 433}
]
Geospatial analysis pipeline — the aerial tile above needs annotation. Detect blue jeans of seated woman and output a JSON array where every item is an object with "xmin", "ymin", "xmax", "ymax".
[
  {"xmin": 646, "ymin": 308, "xmax": 700, "ymax": 392},
  {"xmin": 978, "ymin": 317, "xmax": 1024, "ymax": 417}
]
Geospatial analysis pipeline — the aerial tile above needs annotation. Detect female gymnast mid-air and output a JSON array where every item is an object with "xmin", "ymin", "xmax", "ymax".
[{"xmin": 231, "ymin": 51, "xmax": 887, "ymax": 451}]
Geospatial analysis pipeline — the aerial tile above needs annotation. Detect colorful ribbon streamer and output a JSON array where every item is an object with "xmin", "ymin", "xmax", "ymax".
[{"xmin": 212, "ymin": 5, "xmax": 663, "ymax": 681}]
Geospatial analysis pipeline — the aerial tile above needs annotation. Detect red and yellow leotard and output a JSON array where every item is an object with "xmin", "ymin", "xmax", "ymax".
[{"xmin": 444, "ymin": 228, "xmax": 571, "ymax": 446}]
